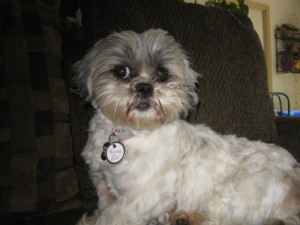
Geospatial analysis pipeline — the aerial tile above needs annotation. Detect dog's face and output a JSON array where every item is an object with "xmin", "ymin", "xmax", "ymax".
[{"xmin": 74, "ymin": 29, "xmax": 199, "ymax": 130}]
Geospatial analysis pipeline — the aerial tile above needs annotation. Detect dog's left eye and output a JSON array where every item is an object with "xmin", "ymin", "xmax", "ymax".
[
  {"xmin": 112, "ymin": 65, "xmax": 131, "ymax": 80},
  {"xmin": 156, "ymin": 67, "xmax": 169, "ymax": 82}
]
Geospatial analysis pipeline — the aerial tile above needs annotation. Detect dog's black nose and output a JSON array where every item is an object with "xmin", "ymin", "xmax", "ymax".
[{"xmin": 135, "ymin": 82, "xmax": 153, "ymax": 98}]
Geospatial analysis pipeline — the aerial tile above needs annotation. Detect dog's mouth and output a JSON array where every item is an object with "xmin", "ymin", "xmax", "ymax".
[{"xmin": 135, "ymin": 102, "xmax": 151, "ymax": 111}]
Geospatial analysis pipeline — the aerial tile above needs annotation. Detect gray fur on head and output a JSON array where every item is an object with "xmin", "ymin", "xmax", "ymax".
[{"xmin": 73, "ymin": 29, "xmax": 200, "ymax": 129}]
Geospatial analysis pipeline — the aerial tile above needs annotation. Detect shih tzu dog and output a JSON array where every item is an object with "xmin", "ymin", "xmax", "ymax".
[{"xmin": 74, "ymin": 29, "xmax": 300, "ymax": 225}]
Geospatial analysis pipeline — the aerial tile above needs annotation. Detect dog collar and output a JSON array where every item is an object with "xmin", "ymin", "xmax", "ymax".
[{"xmin": 101, "ymin": 128, "xmax": 125, "ymax": 164}]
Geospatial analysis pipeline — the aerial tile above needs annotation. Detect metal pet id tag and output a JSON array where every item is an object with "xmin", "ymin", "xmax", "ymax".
[{"xmin": 101, "ymin": 130, "xmax": 125, "ymax": 164}]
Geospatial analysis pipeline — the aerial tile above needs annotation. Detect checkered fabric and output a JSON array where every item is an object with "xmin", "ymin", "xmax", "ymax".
[{"xmin": 0, "ymin": 0, "xmax": 80, "ymax": 223}]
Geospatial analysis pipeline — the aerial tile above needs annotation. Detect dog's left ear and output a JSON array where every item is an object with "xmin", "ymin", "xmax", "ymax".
[{"xmin": 184, "ymin": 59, "xmax": 201, "ymax": 108}]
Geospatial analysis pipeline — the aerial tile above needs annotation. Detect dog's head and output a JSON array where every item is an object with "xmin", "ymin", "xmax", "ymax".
[{"xmin": 73, "ymin": 29, "xmax": 199, "ymax": 130}]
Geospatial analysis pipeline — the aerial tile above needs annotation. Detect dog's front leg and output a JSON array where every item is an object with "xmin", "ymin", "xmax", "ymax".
[
  {"xmin": 95, "ymin": 178, "xmax": 117, "ymax": 210},
  {"xmin": 94, "ymin": 186, "xmax": 176, "ymax": 225},
  {"xmin": 94, "ymin": 203, "xmax": 141, "ymax": 225}
]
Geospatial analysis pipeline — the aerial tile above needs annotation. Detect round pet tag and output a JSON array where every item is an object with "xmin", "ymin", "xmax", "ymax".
[{"xmin": 106, "ymin": 142, "xmax": 125, "ymax": 164}]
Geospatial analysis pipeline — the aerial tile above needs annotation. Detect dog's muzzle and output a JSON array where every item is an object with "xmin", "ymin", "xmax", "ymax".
[{"xmin": 135, "ymin": 82, "xmax": 153, "ymax": 111}]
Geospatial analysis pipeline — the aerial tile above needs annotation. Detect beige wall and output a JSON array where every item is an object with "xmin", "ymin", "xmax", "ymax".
[
  {"xmin": 249, "ymin": 0, "xmax": 300, "ymax": 111},
  {"xmin": 184, "ymin": 0, "xmax": 300, "ymax": 110}
]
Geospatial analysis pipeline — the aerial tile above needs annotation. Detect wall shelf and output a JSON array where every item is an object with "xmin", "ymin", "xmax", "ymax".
[{"xmin": 275, "ymin": 26, "xmax": 300, "ymax": 74}]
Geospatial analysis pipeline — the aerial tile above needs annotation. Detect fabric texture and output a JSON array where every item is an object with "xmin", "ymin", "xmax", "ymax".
[
  {"xmin": 0, "ymin": 0, "xmax": 80, "ymax": 224},
  {"xmin": 9, "ymin": 208, "xmax": 84, "ymax": 225},
  {"xmin": 275, "ymin": 117, "xmax": 300, "ymax": 161},
  {"xmin": 62, "ymin": 0, "xmax": 278, "ymax": 213}
]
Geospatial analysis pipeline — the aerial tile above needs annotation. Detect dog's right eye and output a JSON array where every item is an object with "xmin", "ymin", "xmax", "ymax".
[{"xmin": 112, "ymin": 65, "xmax": 131, "ymax": 80}]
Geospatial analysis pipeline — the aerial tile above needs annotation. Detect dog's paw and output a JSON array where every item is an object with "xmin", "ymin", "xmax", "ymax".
[
  {"xmin": 167, "ymin": 211, "xmax": 202, "ymax": 225},
  {"xmin": 148, "ymin": 213, "xmax": 170, "ymax": 225},
  {"xmin": 76, "ymin": 211, "xmax": 99, "ymax": 225}
]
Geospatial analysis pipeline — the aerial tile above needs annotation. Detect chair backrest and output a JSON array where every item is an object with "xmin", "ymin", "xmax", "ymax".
[{"xmin": 75, "ymin": 0, "xmax": 277, "ymax": 143}]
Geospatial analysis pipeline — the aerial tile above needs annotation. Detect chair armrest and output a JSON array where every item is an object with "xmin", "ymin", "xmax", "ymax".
[{"xmin": 275, "ymin": 117, "xmax": 300, "ymax": 161}]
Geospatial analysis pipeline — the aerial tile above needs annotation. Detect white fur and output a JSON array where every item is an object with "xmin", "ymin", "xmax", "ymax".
[{"xmin": 79, "ymin": 111, "xmax": 300, "ymax": 225}]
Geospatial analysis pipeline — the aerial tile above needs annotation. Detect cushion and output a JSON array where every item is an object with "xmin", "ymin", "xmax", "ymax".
[{"xmin": 0, "ymin": 0, "xmax": 81, "ymax": 223}]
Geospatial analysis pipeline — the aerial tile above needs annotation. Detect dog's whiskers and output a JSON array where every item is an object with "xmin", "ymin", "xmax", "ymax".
[
  {"xmin": 114, "ymin": 98, "xmax": 121, "ymax": 119},
  {"xmin": 156, "ymin": 99, "xmax": 166, "ymax": 123},
  {"xmin": 126, "ymin": 97, "xmax": 136, "ymax": 117}
]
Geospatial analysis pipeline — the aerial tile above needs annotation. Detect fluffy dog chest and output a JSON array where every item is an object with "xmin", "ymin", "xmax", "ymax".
[
  {"xmin": 102, "ymin": 123, "xmax": 182, "ymax": 191},
  {"xmin": 97, "ymin": 121, "xmax": 236, "ymax": 202}
]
